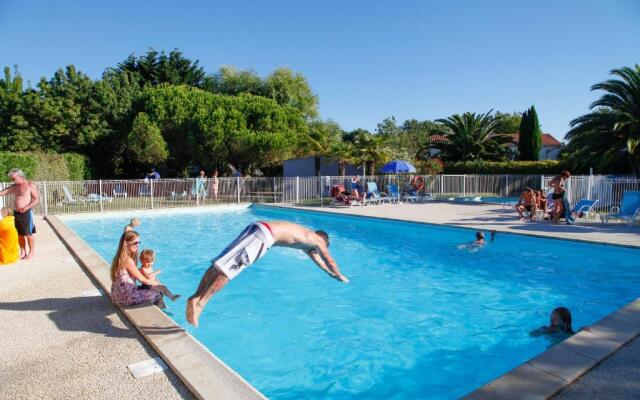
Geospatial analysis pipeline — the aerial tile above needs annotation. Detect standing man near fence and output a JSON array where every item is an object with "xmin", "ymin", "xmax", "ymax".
[{"xmin": 0, "ymin": 169, "xmax": 39, "ymax": 259}]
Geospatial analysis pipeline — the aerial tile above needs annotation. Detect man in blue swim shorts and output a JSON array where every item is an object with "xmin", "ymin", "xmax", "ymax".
[
  {"xmin": 0, "ymin": 168, "xmax": 39, "ymax": 259},
  {"xmin": 186, "ymin": 221, "xmax": 349, "ymax": 327}
]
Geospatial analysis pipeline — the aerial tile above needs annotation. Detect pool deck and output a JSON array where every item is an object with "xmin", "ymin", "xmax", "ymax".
[
  {"xmin": 287, "ymin": 201, "xmax": 640, "ymax": 399},
  {"xmin": 1, "ymin": 202, "xmax": 638, "ymax": 399}
]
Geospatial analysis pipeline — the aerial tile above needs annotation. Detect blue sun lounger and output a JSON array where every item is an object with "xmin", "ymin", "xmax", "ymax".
[{"xmin": 603, "ymin": 191, "xmax": 640, "ymax": 226}]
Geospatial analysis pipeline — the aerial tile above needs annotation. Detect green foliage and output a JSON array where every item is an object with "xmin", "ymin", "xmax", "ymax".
[
  {"xmin": 493, "ymin": 111, "xmax": 522, "ymax": 134},
  {"xmin": 140, "ymin": 85, "xmax": 305, "ymax": 174},
  {"xmin": 203, "ymin": 67, "xmax": 263, "ymax": 96},
  {"xmin": 264, "ymin": 68, "xmax": 319, "ymax": 120},
  {"xmin": 115, "ymin": 49, "xmax": 206, "ymax": 87},
  {"xmin": 444, "ymin": 160, "xmax": 563, "ymax": 174},
  {"xmin": 127, "ymin": 112, "xmax": 169, "ymax": 165},
  {"xmin": 564, "ymin": 65, "xmax": 640, "ymax": 176},
  {"xmin": 0, "ymin": 152, "xmax": 89, "ymax": 181},
  {"xmin": 518, "ymin": 106, "xmax": 542, "ymax": 161},
  {"xmin": 433, "ymin": 111, "xmax": 514, "ymax": 161}
]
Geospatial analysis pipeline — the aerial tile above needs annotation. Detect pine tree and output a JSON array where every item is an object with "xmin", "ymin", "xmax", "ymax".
[{"xmin": 518, "ymin": 105, "xmax": 542, "ymax": 160}]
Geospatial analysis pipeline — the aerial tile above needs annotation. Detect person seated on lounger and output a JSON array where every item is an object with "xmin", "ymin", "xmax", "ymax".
[
  {"xmin": 186, "ymin": 221, "xmax": 349, "ymax": 327},
  {"xmin": 515, "ymin": 187, "xmax": 537, "ymax": 221},
  {"xmin": 536, "ymin": 190, "xmax": 547, "ymax": 212}
]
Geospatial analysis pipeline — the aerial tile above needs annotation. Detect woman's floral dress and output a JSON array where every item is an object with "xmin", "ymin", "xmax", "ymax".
[{"xmin": 111, "ymin": 269, "xmax": 160, "ymax": 306}]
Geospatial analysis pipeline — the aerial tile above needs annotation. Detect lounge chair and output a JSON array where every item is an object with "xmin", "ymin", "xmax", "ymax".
[
  {"xmin": 571, "ymin": 199, "xmax": 598, "ymax": 220},
  {"xmin": 365, "ymin": 182, "xmax": 384, "ymax": 205},
  {"xmin": 86, "ymin": 193, "xmax": 113, "ymax": 203},
  {"xmin": 329, "ymin": 185, "xmax": 365, "ymax": 207},
  {"xmin": 170, "ymin": 190, "xmax": 188, "ymax": 201},
  {"xmin": 603, "ymin": 191, "xmax": 640, "ymax": 226},
  {"xmin": 113, "ymin": 184, "xmax": 128, "ymax": 198},
  {"xmin": 139, "ymin": 185, "xmax": 152, "ymax": 197},
  {"xmin": 401, "ymin": 182, "xmax": 434, "ymax": 202},
  {"xmin": 386, "ymin": 184, "xmax": 403, "ymax": 203},
  {"xmin": 61, "ymin": 186, "xmax": 86, "ymax": 205}
]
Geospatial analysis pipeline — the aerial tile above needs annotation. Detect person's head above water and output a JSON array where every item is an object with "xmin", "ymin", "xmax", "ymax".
[
  {"xmin": 129, "ymin": 218, "xmax": 140, "ymax": 228},
  {"xmin": 550, "ymin": 306, "xmax": 574, "ymax": 334},
  {"xmin": 315, "ymin": 230, "xmax": 329, "ymax": 246},
  {"xmin": 475, "ymin": 231, "xmax": 484, "ymax": 241}
]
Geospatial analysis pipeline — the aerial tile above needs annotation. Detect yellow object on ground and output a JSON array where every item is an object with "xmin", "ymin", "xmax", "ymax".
[{"xmin": 0, "ymin": 216, "xmax": 19, "ymax": 265}]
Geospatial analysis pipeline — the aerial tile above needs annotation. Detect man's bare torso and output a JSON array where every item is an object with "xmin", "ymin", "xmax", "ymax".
[{"xmin": 11, "ymin": 181, "xmax": 35, "ymax": 210}]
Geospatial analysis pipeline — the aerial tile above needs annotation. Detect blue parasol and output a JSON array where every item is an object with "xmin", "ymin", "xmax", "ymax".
[{"xmin": 379, "ymin": 160, "xmax": 417, "ymax": 174}]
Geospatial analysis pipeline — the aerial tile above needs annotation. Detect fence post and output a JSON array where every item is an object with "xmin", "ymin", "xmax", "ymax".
[
  {"xmin": 587, "ymin": 174, "xmax": 593, "ymax": 200},
  {"xmin": 505, "ymin": 175, "xmax": 509, "ymax": 197},
  {"xmin": 296, "ymin": 176, "xmax": 300, "ymax": 204},
  {"xmin": 440, "ymin": 175, "xmax": 444, "ymax": 195},
  {"xmin": 99, "ymin": 180, "xmax": 104, "ymax": 212},
  {"xmin": 237, "ymin": 177, "xmax": 241, "ymax": 204},
  {"xmin": 319, "ymin": 176, "xmax": 323, "ymax": 206},
  {"xmin": 150, "ymin": 179, "xmax": 154, "ymax": 209},
  {"xmin": 43, "ymin": 182, "xmax": 48, "ymax": 216},
  {"xmin": 541, "ymin": 175, "xmax": 544, "ymax": 191},
  {"xmin": 462, "ymin": 175, "xmax": 466, "ymax": 197}
]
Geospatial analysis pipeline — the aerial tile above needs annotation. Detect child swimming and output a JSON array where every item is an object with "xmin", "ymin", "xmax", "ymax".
[
  {"xmin": 458, "ymin": 230, "xmax": 495, "ymax": 251},
  {"xmin": 530, "ymin": 306, "xmax": 576, "ymax": 338}
]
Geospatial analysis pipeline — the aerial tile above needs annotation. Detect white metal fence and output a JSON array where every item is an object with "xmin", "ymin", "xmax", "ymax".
[{"xmin": 1, "ymin": 174, "xmax": 639, "ymax": 216}]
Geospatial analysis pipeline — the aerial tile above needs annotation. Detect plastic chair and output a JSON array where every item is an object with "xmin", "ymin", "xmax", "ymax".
[{"xmin": 603, "ymin": 191, "xmax": 640, "ymax": 226}]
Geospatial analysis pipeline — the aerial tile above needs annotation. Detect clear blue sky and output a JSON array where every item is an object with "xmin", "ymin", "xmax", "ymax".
[{"xmin": 1, "ymin": 0, "xmax": 639, "ymax": 141}]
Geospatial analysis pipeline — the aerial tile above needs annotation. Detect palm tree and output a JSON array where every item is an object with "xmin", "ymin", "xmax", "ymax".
[
  {"xmin": 300, "ymin": 120, "xmax": 342, "ymax": 176},
  {"xmin": 564, "ymin": 65, "xmax": 640, "ymax": 176},
  {"xmin": 433, "ymin": 111, "xmax": 513, "ymax": 161},
  {"xmin": 330, "ymin": 141, "xmax": 356, "ymax": 176},
  {"xmin": 353, "ymin": 131, "xmax": 391, "ymax": 175}
]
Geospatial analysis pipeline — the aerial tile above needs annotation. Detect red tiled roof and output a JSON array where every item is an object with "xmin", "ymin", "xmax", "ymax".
[
  {"xmin": 429, "ymin": 133, "xmax": 562, "ymax": 147},
  {"xmin": 503, "ymin": 133, "xmax": 563, "ymax": 146}
]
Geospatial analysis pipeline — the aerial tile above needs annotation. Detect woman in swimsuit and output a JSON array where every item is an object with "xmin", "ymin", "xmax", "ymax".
[{"xmin": 110, "ymin": 231, "xmax": 163, "ymax": 308}]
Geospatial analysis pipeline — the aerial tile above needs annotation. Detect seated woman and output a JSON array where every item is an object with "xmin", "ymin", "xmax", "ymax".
[
  {"xmin": 0, "ymin": 207, "xmax": 19, "ymax": 265},
  {"xmin": 110, "ymin": 231, "xmax": 164, "ymax": 308}
]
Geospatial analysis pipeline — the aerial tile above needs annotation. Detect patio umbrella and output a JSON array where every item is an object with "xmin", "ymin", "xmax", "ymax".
[{"xmin": 379, "ymin": 160, "xmax": 417, "ymax": 174}]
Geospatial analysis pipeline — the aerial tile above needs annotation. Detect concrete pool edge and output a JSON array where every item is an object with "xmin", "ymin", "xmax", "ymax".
[
  {"xmin": 45, "ymin": 214, "xmax": 267, "ymax": 400},
  {"xmin": 259, "ymin": 203, "xmax": 640, "ymax": 399}
]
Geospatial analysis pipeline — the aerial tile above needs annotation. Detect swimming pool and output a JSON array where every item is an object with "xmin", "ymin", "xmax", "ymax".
[
  {"xmin": 451, "ymin": 195, "xmax": 519, "ymax": 205},
  {"xmin": 63, "ymin": 206, "xmax": 640, "ymax": 399}
]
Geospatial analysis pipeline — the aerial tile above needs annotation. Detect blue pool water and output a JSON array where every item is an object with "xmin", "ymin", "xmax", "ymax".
[
  {"xmin": 453, "ymin": 196, "xmax": 519, "ymax": 205},
  {"xmin": 63, "ymin": 206, "xmax": 640, "ymax": 399}
]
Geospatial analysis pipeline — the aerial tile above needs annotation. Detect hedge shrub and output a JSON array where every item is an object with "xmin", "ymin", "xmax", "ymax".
[
  {"xmin": 444, "ymin": 160, "xmax": 568, "ymax": 175},
  {"xmin": 0, "ymin": 152, "xmax": 90, "ymax": 181}
]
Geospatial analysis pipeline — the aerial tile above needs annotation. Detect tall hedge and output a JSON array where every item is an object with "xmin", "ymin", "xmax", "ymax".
[
  {"xmin": 0, "ymin": 152, "xmax": 90, "ymax": 181},
  {"xmin": 444, "ymin": 160, "xmax": 565, "ymax": 174}
]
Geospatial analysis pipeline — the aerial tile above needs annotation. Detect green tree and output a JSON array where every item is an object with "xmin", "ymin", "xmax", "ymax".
[
  {"xmin": 518, "ymin": 106, "xmax": 542, "ymax": 161},
  {"xmin": 433, "ymin": 111, "xmax": 514, "ymax": 162},
  {"xmin": 353, "ymin": 131, "xmax": 391, "ymax": 175},
  {"xmin": 0, "ymin": 66, "xmax": 39, "ymax": 151},
  {"xmin": 203, "ymin": 66, "xmax": 263, "ymax": 96},
  {"xmin": 299, "ymin": 120, "xmax": 342, "ymax": 176},
  {"xmin": 128, "ymin": 112, "xmax": 168, "ymax": 167},
  {"xmin": 493, "ymin": 111, "xmax": 522, "ymax": 134},
  {"xmin": 564, "ymin": 65, "xmax": 640, "ymax": 176},
  {"xmin": 115, "ymin": 49, "xmax": 206, "ymax": 87},
  {"xmin": 263, "ymin": 67, "xmax": 318, "ymax": 120},
  {"xmin": 330, "ymin": 140, "xmax": 356, "ymax": 176}
]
